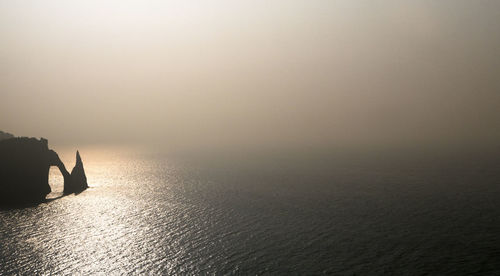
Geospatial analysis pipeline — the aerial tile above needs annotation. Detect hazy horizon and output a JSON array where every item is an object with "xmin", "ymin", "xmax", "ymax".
[
  {"xmin": 2, "ymin": 3, "xmax": 500, "ymax": 274},
  {"xmin": 2, "ymin": 0, "xmax": 500, "ymax": 154}
]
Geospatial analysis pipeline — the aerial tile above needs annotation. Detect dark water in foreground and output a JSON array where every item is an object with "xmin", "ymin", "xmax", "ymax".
[{"xmin": 1, "ymin": 148, "xmax": 499, "ymax": 275}]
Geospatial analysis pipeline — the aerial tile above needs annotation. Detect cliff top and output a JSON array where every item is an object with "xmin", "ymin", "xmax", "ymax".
[{"xmin": 0, "ymin": 130, "xmax": 15, "ymax": 141}]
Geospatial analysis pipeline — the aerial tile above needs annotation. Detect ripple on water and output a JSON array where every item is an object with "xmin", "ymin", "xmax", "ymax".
[{"xmin": 1, "ymin": 149, "xmax": 500, "ymax": 274}]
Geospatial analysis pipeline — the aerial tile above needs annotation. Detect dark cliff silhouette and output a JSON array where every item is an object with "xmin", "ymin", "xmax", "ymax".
[
  {"xmin": 0, "ymin": 130, "xmax": 15, "ymax": 141},
  {"xmin": 65, "ymin": 151, "xmax": 88, "ymax": 194},
  {"xmin": 0, "ymin": 135, "xmax": 88, "ymax": 205}
]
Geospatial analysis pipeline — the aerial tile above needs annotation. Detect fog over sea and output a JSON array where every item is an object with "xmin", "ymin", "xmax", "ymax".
[{"xmin": 1, "ymin": 146, "xmax": 499, "ymax": 275}]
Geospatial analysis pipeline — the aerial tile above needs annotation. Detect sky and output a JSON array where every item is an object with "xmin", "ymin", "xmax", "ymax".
[{"xmin": 1, "ymin": 0, "xmax": 499, "ymax": 153}]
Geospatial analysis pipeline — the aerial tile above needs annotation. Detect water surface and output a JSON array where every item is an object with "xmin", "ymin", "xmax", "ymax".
[{"xmin": 1, "ymin": 148, "xmax": 499, "ymax": 274}]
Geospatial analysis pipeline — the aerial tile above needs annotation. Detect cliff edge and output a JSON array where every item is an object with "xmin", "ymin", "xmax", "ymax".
[
  {"xmin": 0, "ymin": 134, "xmax": 88, "ymax": 205},
  {"xmin": 0, "ymin": 130, "xmax": 15, "ymax": 141}
]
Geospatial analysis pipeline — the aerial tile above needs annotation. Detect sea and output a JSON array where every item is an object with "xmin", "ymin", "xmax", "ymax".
[{"xmin": 1, "ymin": 146, "xmax": 499, "ymax": 275}]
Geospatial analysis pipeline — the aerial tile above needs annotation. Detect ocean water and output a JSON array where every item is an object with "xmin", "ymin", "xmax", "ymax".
[{"xmin": 1, "ymin": 147, "xmax": 499, "ymax": 275}]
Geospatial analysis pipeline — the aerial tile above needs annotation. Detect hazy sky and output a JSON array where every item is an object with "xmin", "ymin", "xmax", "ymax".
[{"xmin": 1, "ymin": 0, "xmax": 499, "ymax": 152}]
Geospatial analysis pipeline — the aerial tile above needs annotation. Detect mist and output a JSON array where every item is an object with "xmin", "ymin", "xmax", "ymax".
[{"xmin": 1, "ymin": 0, "xmax": 499, "ymax": 154}]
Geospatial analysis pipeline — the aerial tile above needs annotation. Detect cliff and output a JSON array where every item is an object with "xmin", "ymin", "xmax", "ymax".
[
  {"xmin": 0, "ymin": 130, "xmax": 15, "ymax": 141},
  {"xmin": 0, "ymin": 136, "xmax": 88, "ymax": 205},
  {"xmin": 65, "ymin": 151, "xmax": 88, "ymax": 194}
]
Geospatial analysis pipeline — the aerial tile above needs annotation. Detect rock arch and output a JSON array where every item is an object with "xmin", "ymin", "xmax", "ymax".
[
  {"xmin": 48, "ymin": 149, "xmax": 71, "ymax": 191},
  {"xmin": 0, "ymin": 137, "xmax": 88, "ymax": 204}
]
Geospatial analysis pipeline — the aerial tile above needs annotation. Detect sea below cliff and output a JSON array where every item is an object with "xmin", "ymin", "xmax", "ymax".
[{"xmin": 1, "ymin": 147, "xmax": 499, "ymax": 275}]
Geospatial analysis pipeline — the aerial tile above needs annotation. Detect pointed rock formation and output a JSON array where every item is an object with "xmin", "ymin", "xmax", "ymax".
[
  {"xmin": 64, "ymin": 151, "xmax": 88, "ymax": 194},
  {"xmin": 0, "ymin": 133, "xmax": 89, "ymax": 205}
]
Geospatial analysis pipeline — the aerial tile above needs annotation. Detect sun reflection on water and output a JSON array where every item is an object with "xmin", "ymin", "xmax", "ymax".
[
  {"xmin": 14, "ymin": 146, "xmax": 181, "ymax": 274},
  {"xmin": 5, "ymin": 146, "xmax": 500, "ymax": 274}
]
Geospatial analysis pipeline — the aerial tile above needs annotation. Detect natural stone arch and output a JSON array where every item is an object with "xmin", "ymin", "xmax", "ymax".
[
  {"xmin": 47, "ymin": 149, "xmax": 71, "ymax": 193},
  {"xmin": 48, "ymin": 148, "xmax": 88, "ymax": 194},
  {"xmin": 0, "ymin": 136, "xmax": 88, "ymax": 205}
]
